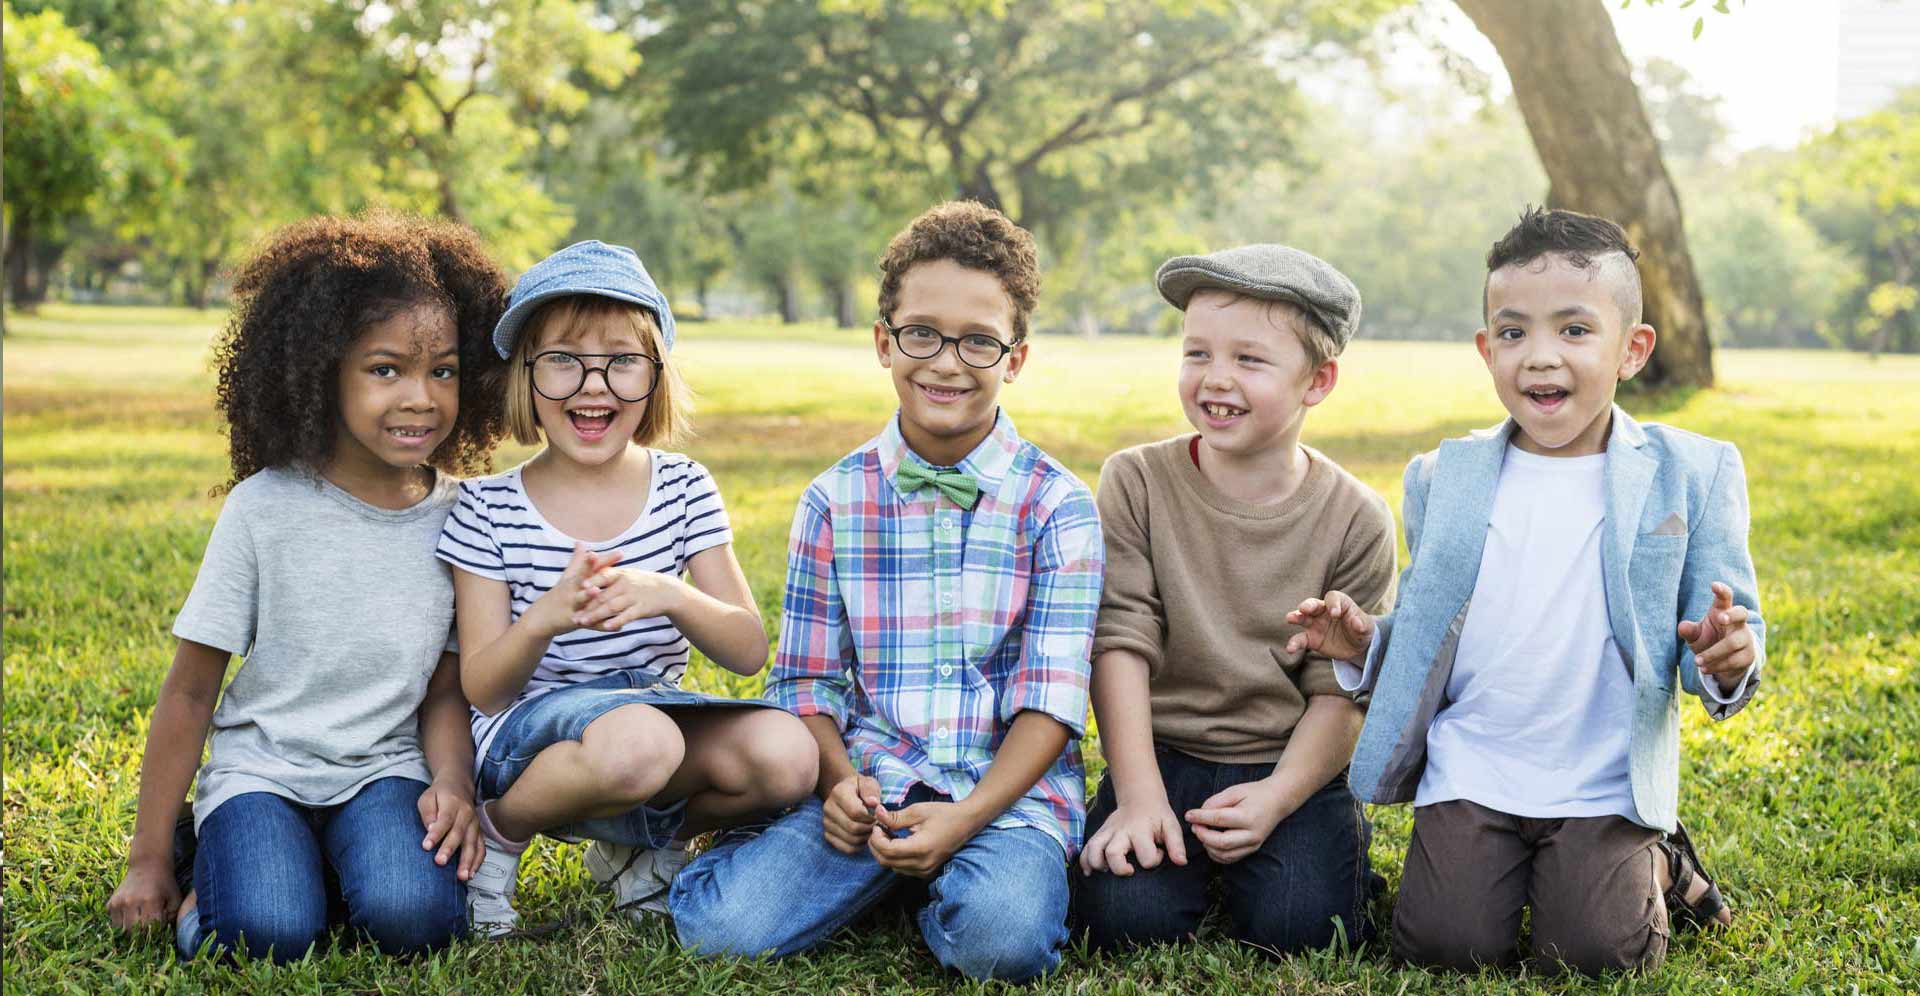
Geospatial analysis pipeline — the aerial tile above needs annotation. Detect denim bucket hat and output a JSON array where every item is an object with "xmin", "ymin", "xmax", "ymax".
[{"xmin": 491, "ymin": 240, "xmax": 677, "ymax": 359}]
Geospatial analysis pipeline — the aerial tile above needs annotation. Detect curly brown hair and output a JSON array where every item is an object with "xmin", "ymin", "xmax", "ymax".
[
  {"xmin": 877, "ymin": 201, "xmax": 1040, "ymax": 340},
  {"xmin": 211, "ymin": 212, "xmax": 511, "ymax": 492}
]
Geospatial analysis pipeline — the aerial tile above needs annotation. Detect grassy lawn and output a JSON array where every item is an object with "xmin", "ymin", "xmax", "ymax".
[{"xmin": 5, "ymin": 303, "xmax": 1917, "ymax": 994}]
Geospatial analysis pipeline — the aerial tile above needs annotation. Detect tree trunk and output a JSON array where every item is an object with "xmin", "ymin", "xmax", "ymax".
[
  {"xmin": 774, "ymin": 276, "xmax": 801, "ymax": 324},
  {"xmin": 1456, "ymin": 0, "xmax": 1714, "ymax": 388},
  {"xmin": 830, "ymin": 279, "xmax": 858, "ymax": 329},
  {"xmin": 1076, "ymin": 303, "xmax": 1101, "ymax": 339},
  {"xmin": 6, "ymin": 215, "xmax": 42, "ymax": 312}
]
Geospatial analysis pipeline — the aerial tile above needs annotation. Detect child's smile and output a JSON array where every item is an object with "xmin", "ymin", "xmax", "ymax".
[{"xmin": 877, "ymin": 259, "xmax": 1027, "ymax": 467}]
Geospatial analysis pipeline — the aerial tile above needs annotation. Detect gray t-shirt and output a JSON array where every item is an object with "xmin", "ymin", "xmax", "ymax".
[{"xmin": 174, "ymin": 466, "xmax": 459, "ymax": 829}]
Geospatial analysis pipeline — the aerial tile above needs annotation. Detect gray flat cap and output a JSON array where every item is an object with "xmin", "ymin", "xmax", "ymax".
[{"xmin": 1155, "ymin": 244, "xmax": 1362, "ymax": 352}]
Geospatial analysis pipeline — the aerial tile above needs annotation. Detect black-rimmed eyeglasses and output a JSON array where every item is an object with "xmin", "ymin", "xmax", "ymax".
[
  {"xmin": 883, "ymin": 318, "xmax": 1017, "ymax": 369},
  {"xmin": 526, "ymin": 350, "xmax": 662, "ymax": 403}
]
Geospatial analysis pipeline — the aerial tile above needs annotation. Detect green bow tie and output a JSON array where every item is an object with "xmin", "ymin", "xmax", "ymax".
[{"xmin": 896, "ymin": 461, "xmax": 980, "ymax": 510}]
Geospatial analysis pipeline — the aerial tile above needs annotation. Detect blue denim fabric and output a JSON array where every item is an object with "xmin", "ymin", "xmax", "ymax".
[
  {"xmin": 1072, "ymin": 746, "xmax": 1376, "ymax": 955},
  {"xmin": 174, "ymin": 777, "xmax": 465, "ymax": 963},
  {"xmin": 670, "ymin": 785, "xmax": 1071, "ymax": 983},
  {"xmin": 477, "ymin": 669, "xmax": 764, "ymax": 848}
]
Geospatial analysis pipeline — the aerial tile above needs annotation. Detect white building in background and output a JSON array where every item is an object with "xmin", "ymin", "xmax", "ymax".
[{"xmin": 1836, "ymin": 0, "xmax": 1920, "ymax": 120}]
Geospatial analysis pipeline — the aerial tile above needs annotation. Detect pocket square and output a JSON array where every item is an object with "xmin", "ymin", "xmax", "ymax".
[{"xmin": 1648, "ymin": 512, "xmax": 1688, "ymax": 537}]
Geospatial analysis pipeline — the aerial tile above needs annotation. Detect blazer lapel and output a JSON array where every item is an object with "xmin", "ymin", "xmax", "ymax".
[
  {"xmin": 1420, "ymin": 420, "xmax": 1512, "ymax": 627},
  {"xmin": 1603, "ymin": 406, "xmax": 1656, "ymax": 677}
]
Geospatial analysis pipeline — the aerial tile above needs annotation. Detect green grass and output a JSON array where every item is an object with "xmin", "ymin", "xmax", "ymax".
[{"xmin": 5, "ymin": 303, "xmax": 1919, "ymax": 994}]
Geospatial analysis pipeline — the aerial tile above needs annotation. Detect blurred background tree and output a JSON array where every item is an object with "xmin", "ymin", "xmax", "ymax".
[{"xmin": 3, "ymin": 0, "xmax": 1913, "ymax": 356}]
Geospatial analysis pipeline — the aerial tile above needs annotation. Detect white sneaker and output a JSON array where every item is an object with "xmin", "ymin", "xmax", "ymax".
[
  {"xmin": 584, "ymin": 840, "xmax": 691, "ymax": 920},
  {"xmin": 468, "ymin": 846, "xmax": 524, "ymax": 938}
]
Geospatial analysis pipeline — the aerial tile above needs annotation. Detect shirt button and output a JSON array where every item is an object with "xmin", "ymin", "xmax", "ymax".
[
  {"xmin": 941, "ymin": 517, "xmax": 956, "ymax": 531},
  {"xmin": 939, "ymin": 664, "xmax": 954, "ymax": 677},
  {"xmin": 935, "ymin": 726, "xmax": 950, "ymax": 741},
  {"xmin": 941, "ymin": 593, "xmax": 955, "ymax": 608}
]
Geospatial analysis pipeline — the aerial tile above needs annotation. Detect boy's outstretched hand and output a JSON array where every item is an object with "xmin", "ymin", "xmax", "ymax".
[
  {"xmin": 1678, "ymin": 581, "xmax": 1755, "ymax": 693},
  {"xmin": 1079, "ymin": 795, "xmax": 1188, "ymax": 877},
  {"xmin": 1285, "ymin": 591, "xmax": 1375, "ymax": 662},
  {"xmin": 822, "ymin": 773, "xmax": 883, "ymax": 854}
]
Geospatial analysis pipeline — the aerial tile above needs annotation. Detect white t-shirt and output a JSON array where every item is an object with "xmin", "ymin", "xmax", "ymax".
[
  {"xmin": 434, "ymin": 450, "xmax": 733, "ymax": 762},
  {"xmin": 1414, "ymin": 446, "xmax": 1639, "ymax": 820}
]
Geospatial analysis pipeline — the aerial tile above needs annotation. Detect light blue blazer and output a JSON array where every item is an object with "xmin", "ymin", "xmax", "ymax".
[{"xmin": 1346, "ymin": 406, "xmax": 1764, "ymax": 833}]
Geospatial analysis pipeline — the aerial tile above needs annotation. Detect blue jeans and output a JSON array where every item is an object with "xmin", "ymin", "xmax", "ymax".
[
  {"xmin": 670, "ymin": 785, "xmax": 1071, "ymax": 983},
  {"xmin": 175, "ymin": 776, "xmax": 465, "ymax": 963},
  {"xmin": 1072, "ymin": 745, "xmax": 1377, "ymax": 955},
  {"xmin": 479, "ymin": 670, "xmax": 763, "ymax": 848}
]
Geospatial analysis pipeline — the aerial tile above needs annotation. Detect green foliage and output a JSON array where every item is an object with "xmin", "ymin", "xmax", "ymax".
[
  {"xmin": 2, "ymin": 3, "xmax": 174, "ymax": 304},
  {"xmin": 1687, "ymin": 185, "xmax": 1859, "ymax": 349},
  {"xmin": 1781, "ymin": 90, "xmax": 1920, "ymax": 355},
  {"xmin": 640, "ymin": 0, "xmax": 1406, "ymax": 237},
  {"xmin": 6, "ymin": 306, "xmax": 1920, "ymax": 992}
]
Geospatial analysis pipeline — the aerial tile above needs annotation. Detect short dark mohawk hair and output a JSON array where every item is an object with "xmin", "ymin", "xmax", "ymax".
[{"xmin": 1485, "ymin": 206, "xmax": 1644, "ymax": 324}]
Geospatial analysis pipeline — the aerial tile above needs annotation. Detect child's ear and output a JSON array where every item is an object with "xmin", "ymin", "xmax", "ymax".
[
  {"xmin": 1002, "ymin": 339, "xmax": 1030, "ymax": 384},
  {"xmin": 1302, "ymin": 358, "xmax": 1338, "ymax": 408},
  {"xmin": 1474, "ymin": 328, "xmax": 1494, "ymax": 368},
  {"xmin": 1617, "ymin": 323, "xmax": 1657, "ymax": 381},
  {"xmin": 874, "ymin": 320, "xmax": 894, "ymax": 369}
]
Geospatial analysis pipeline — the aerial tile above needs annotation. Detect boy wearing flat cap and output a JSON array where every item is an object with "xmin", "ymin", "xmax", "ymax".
[{"xmin": 1072, "ymin": 245, "xmax": 1395, "ymax": 955}]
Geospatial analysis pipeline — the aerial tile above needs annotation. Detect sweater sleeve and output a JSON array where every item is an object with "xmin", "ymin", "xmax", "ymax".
[
  {"xmin": 1299, "ymin": 487, "xmax": 1399, "ymax": 702},
  {"xmin": 1090, "ymin": 450, "xmax": 1167, "ymax": 676}
]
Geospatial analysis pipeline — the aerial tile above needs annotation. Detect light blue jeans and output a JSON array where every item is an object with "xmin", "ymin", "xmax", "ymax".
[{"xmin": 670, "ymin": 787, "xmax": 1071, "ymax": 983}]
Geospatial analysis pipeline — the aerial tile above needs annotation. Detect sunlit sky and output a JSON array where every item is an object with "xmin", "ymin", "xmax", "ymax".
[{"xmin": 1423, "ymin": 2, "xmax": 1880, "ymax": 151}]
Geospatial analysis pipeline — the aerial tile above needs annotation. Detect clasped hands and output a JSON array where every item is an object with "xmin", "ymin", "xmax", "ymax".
[
  {"xmin": 820, "ymin": 773, "xmax": 984, "ymax": 878},
  {"xmin": 1078, "ymin": 778, "xmax": 1294, "ymax": 877},
  {"xmin": 536, "ymin": 542, "xmax": 684, "ymax": 635}
]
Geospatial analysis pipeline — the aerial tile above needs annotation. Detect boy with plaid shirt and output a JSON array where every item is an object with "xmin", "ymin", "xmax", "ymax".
[{"xmin": 670, "ymin": 202, "xmax": 1103, "ymax": 983}]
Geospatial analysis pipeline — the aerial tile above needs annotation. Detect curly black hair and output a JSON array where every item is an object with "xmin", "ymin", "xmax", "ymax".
[{"xmin": 211, "ymin": 212, "xmax": 511, "ymax": 493}]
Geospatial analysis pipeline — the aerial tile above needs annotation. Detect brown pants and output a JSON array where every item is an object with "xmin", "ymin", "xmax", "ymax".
[{"xmin": 1391, "ymin": 800, "xmax": 1669, "ymax": 975}]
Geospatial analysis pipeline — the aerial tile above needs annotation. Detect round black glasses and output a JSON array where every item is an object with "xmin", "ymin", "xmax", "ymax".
[
  {"xmin": 883, "ymin": 318, "xmax": 1016, "ymax": 369},
  {"xmin": 526, "ymin": 350, "xmax": 662, "ymax": 403}
]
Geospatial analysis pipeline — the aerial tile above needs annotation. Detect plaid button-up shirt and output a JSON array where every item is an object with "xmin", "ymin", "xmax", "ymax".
[{"xmin": 768, "ymin": 411, "xmax": 1104, "ymax": 853}]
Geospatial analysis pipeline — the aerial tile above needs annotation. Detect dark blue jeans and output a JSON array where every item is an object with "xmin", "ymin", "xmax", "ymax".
[
  {"xmin": 1072, "ymin": 745, "xmax": 1376, "ymax": 955},
  {"xmin": 176, "ymin": 776, "xmax": 466, "ymax": 963}
]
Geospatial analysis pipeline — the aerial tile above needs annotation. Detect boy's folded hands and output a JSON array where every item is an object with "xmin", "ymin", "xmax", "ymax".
[
  {"xmin": 1079, "ymin": 796, "xmax": 1188, "ymax": 876},
  {"xmin": 417, "ymin": 775, "xmax": 484, "ymax": 881},
  {"xmin": 869, "ymin": 802, "xmax": 981, "ymax": 878},
  {"xmin": 1285, "ymin": 591, "xmax": 1376, "ymax": 663},
  {"xmin": 822, "ymin": 773, "xmax": 884, "ymax": 854},
  {"xmin": 1185, "ymin": 781, "xmax": 1294, "ymax": 865},
  {"xmin": 1678, "ymin": 581, "xmax": 1757, "ymax": 691}
]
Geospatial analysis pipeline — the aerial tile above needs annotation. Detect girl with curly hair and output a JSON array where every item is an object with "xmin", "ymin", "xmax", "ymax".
[
  {"xmin": 106, "ymin": 213, "xmax": 511, "ymax": 963},
  {"xmin": 435, "ymin": 242, "xmax": 815, "ymax": 937}
]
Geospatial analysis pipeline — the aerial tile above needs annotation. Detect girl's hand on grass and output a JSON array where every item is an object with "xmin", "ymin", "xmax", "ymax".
[
  {"xmin": 822, "ymin": 773, "xmax": 882, "ymax": 854},
  {"xmin": 107, "ymin": 859, "xmax": 180, "ymax": 931},
  {"xmin": 573, "ymin": 565, "xmax": 686, "ymax": 632},
  {"xmin": 1080, "ymin": 796, "xmax": 1188, "ymax": 877},
  {"xmin": 417, "ymin": 776, "xmax": 484, "ymax": 882},
  {"xmin": 1285, "ymin": 591, "xmax": 1375, "ymax": 663},
  {"xmin": 1679, "ymin": 581, "xmax": 1756, "ymax": 693},
  {"xmin": 1186, "ymin": 781, "xmax": 1293, "ymax": 865}
]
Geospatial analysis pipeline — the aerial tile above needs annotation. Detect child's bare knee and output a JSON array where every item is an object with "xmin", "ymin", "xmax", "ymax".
[
  {"xmin": 582, "ymin": 708, "xmax": 686, "ymax": 803},
  {"xmin": 743, "ymin": 714, "xmax": 818, "ymax": 803}
]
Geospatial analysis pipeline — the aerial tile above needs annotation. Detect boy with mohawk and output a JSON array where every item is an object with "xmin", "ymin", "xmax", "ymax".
[{"xmin": 1291, "ymin": 207, "xmax": 1761, "ymax": 974}]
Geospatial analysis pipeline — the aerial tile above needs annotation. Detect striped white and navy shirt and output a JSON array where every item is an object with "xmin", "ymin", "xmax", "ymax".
[{"xmin": 435, "ymin": 450, "xmax": 734, "ymax": 761}]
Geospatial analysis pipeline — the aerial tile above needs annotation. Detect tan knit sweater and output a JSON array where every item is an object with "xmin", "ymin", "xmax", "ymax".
[{"xmin": 1092, "ymin": 436, "xmax": 1398, "ymax": 764}]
